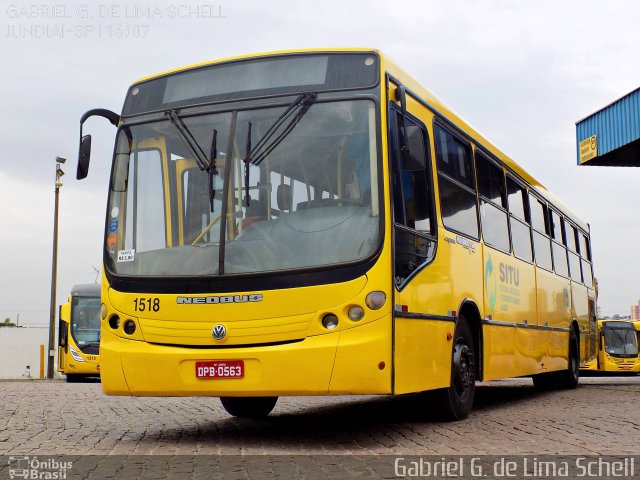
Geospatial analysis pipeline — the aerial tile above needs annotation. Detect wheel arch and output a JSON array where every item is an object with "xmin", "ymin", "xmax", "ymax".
[
  {"xmin": 457, "ymin": 298, "xmax": 483, "ymax": 382},
  {"xmin": 571, "ymin": 318, "xmax": 580, "ymax": 358}
]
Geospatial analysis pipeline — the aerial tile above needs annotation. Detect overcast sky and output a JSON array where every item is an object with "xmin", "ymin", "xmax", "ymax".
[{"xmin": 1, "ymin": 0, "xmax": 639, "ymax": 326}]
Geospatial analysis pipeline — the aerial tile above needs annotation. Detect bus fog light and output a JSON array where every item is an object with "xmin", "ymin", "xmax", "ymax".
[
  {"xmin": 108, "ymin": 315, "xmax": 120, "ymax": 330},
  {"xmin": 348, "ymin": 306, "xmax": 365, "ymax": 321},
  {"xmin": 365, "ymin": 291, "xmax": 386, "ymax": 310},
  {"xmin": 69, "ymin": 346, "xmax": 85, "ymax": 362},
  {"xmin": 322, "ymin": 314, "xmax": 339, "ymax": 330},
  {"xmin": 101, "ymin": 303, "xmax": 107, "ymax": 320},
  {"xmin": 123, "ymin": 320, "xmax": 136, "ymax": 335}
]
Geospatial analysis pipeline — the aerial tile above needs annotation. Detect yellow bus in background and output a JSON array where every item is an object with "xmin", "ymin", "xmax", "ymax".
[
  {"xmin": 58, "ymin": 284, "xmax": 101, "ymax": 382},
  {"xmin": 581, "ymin": 320, "xmax": 640, "ymax": 373},
  {"xmin": 77, "ymin": 49, "xmax": 597, "ymax": 419}
]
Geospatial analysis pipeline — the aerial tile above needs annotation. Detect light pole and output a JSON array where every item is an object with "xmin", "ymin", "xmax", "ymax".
[{"xmin": 47, "ymin": 156, "xmax": 65, "ymax": 379}]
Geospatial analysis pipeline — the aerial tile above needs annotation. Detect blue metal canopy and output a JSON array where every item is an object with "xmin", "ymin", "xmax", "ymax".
[{"xmin": 576, "ymin": 87, "xmax": 640, "ymax": 166}]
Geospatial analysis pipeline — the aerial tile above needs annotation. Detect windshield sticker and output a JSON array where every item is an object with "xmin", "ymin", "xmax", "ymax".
[
  {"xmin": 111, "ymin": 207, "xmax": 119, "ymax": 218},
  {"xmin": 117, "ymin": 249, "xmax": 135, "ymax": 262},
  {"xmin": 109, "ymin": 219, "xmax": 118, "ymax": 232}
]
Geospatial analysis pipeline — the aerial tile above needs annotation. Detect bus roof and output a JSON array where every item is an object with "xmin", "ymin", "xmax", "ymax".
[
  {"xmin": 381, "ymin": 53, "xmax": 589, "ymax": 232},
  {"xmin": 70, "ymin": 284, "xmax": 101, "ymax": 298},
  {"xmin": 131, "ymin": 47, "xmax": 589, "ymax": 232},
  {"xmin": 599, "ymin": 320, "xmax": 636, "ymax": 330}
]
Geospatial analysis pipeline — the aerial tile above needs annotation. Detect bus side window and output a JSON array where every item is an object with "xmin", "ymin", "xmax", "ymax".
[
  {"xmin": 391, "ymin": 110, "xmax": 435, "ymax": 287},
  {"xmin": 550, "ymin": 209, "xmax": 568, "ymax": 277},
  {"xmin": 476, "ymin": 152, "xmax": 510, "ymax": 253},
  {"xmin": 397, "ymin": 122, "xmax": 432, "ymax": 232},
  {"xmin": 507, "ymin": 177, "xmax": 532, "ymax": 262},
  {"xmin": 579, "ymin": 232, "xmax": 594, "ymax": 288},
  {"xmin": 530, "ymin": 195, "xmax": 552, "ymax": 271},
  {"xmin": 567, "ymin": 223, "xmax": 582, "ymax": 283},
  {"xmin": 435, "ymin": 125, "xmax": 479, "ymax": 239}
]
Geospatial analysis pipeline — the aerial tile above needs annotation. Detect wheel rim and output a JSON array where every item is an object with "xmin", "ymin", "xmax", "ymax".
[{"xmin": 453, "ymin": 340, "xmax": 475, "ymax": 396}]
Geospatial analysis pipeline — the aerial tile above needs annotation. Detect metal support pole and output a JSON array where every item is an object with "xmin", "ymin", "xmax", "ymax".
[{"xmin": 47, "ymin": 160, "xmax": 64, "ymax": 379}]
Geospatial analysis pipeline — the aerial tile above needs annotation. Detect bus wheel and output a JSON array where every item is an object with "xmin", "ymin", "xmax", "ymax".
[
  {"xmin": 555, "ymin": 328, "xmax": 580, "ymax": 389},
  {"xmin": 219, "ymin": 396, "xmax": 278, "ymax": 418},
  {"xmin": 532, "ymin": 372, "xmax": 556, "ymax": 390},
  {"xmin": 437, "ymin": 316, "xmax": 476, "ymax": 420}
]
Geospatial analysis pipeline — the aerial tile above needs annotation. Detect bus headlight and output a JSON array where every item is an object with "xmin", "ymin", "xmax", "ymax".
[
  {"xmin": 365, "ymin": 291, "xmax": 386, "ymax": 310},
  {"xmin": 322, "ymin": 314, "xmax": 339, "ymax": 330},
  {"xmin": 69, "ymin": 346, "xmax": 85, "ymax": 362},
  {"xmin": 348, "ymin": 306, "xmax": 365, "ymax": 321}
]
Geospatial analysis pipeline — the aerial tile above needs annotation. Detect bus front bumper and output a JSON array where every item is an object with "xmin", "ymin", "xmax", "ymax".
[
  {"xmin": 65, "ymin": 359, "xmax": 100, "ymax": 375},
  {"xmin": 100, "ymin": 315, "xmax": 392, "ymax": 396}
]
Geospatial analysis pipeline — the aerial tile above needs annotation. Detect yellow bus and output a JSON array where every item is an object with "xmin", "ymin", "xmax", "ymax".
[
  {"xmin": 57, "ymin": 284, "xmax": 101, "ymax": 381},
  {"xmin": 76, "ymin": 48, "xmax": 597, "ymax": 419},
  {"xmin": 581, "ymin": 320, "xmax": 640, "ymax": 373}
]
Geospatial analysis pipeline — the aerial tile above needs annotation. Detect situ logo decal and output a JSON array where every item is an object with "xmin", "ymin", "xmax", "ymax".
[
  {"xmin": 485, "ymin": 256, "xmax": 497, "ymax": 311},
  {"xmin": 177, "ymin": 294, "xmax": 263, "ymax": 305}
]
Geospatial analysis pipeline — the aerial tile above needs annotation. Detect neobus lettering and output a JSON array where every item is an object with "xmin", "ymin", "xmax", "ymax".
[{"xmin": 177, "ymin": 294, "xmax": 263, "ymax": 304}]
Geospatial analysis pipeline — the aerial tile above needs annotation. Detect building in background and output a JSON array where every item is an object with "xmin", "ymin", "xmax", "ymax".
[
  {"xmin": 632, "ymin": 300, "xmax": 640, "ymax": 321},
  {"xmin": 0, "ymin": 327, "xmax": 49, "ymax": 379}
]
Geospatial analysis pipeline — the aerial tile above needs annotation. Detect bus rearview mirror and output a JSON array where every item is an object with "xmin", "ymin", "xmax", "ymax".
[{"xmin": 77, "ymin": 134, "xmax": 92, "ymax": 180}]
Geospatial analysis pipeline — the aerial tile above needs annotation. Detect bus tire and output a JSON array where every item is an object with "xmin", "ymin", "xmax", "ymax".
[
  {"xmin": 555, "ymin": 327, "xmax": 580, "ymax": 389},
  {"xmin": 437, "ymin": 315, "xmax": 476, "ymax": 420},
  {"xmin": 219, "ymin": 396, "xmax": 278, "ymax": 418},
  {"xmin": 532, "ymin": 372, "xmax": 556, "ymax": 390},
  {"xmin": 65, "ymin": 374, "xmax": 84, "ymax": 383}
]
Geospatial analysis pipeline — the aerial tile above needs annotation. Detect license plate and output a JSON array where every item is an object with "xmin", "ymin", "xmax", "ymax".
[{"xmin": 196, "ymin": 360, "xmax": 244, "ymax": 379}]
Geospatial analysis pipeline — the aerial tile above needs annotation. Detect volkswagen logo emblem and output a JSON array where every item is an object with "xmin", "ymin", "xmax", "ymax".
[{"xmin": 212, "ymin": 324, "xmax": 227, "ymax": 340}]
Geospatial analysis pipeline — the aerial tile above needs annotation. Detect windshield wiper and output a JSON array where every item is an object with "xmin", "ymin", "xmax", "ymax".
[
  {"xmin": 167, "ymin": 110, "xmax": 219, "ymax": 212},
  {"xmin": 242, "ymin": 92, "xmax": 316, "ymax": 206},
  {"xmin": 166, "ymin": 109, "xmax": 210, "ymax": 171},
  {"xmin": 246, "ymin": 92, "xmax": 317, "ymax": 167}
]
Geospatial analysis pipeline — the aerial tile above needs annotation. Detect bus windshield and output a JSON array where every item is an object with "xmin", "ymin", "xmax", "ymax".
[
  {"xmin": 71, "ymin": 296, "xmax": 101, "ymax": 345},
  {"xmin": 106, "ymin": 99, "xmax": 380, "ymax": 278},
  {"xmin": 604, "ymin": 325, "xmax": 639, "ymax": 357}
]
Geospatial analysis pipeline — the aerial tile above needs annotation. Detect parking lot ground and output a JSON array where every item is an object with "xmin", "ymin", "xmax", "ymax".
[{"xmin": 1, "ymin": 376, "xmax": 639, "ymax": 457}]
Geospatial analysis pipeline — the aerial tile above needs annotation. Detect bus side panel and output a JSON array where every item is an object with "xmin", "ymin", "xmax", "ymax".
[
  {"xmin": 57, "ymin": 302, "xmax": 71, "ymax": 374},
  {"xmin": 482, "ymin": 325, "xmax": 514, "ymax": 381},
  {"xmin": 394, "ymin": 318, "xmax": 453, "ymax": 394},
  {"xmin": 535, "ymin": 268, "xmax": 570, "ymax": 372},
  {"xmin": 393, "ymin": 228, "xmax": 482, "ymax": 394},
  {"xmin": 571, "ymin": 282, "xmax": 590, "ymax": 365},
  {"xmin": 481, "ymin": 246, "xmax": 538, "ymax": 378}
]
